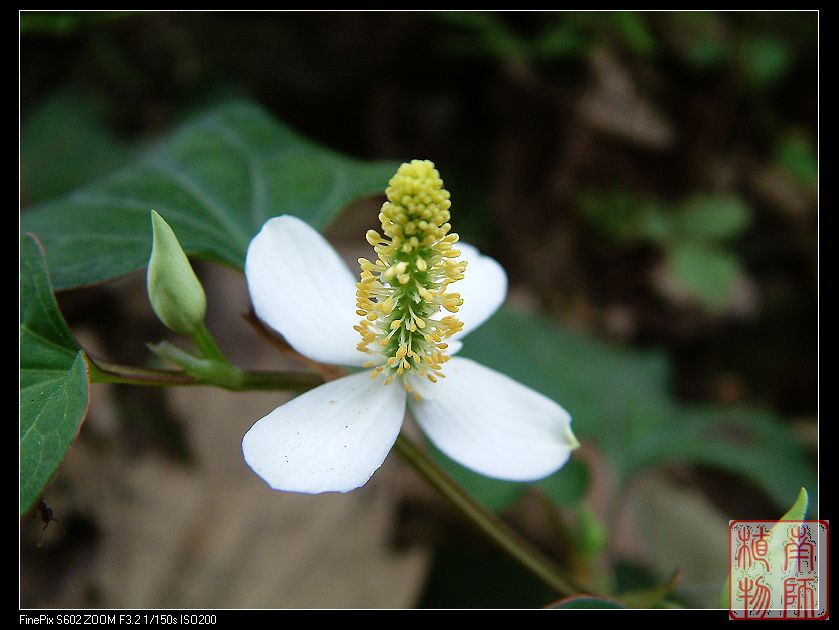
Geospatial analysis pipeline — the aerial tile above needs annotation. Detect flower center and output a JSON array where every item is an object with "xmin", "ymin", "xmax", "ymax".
[{"xmin": 355, "ymin": 160, "xmax": 466, "ymax": 394}]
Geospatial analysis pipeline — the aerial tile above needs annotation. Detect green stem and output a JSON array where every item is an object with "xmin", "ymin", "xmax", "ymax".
[
  {"xmin": 230, "ymin": 369, "xmax": 322, "ymax": 392},
  {"xmin": 191, "ymin": 321, "xmax": 228, "ymax": 363},
  {"xmin": 393, "ymin": 432, "xmax": 584, "ymax": 597},
  {"xmin": 148, "ymin": 340, "xmax": 241, "ymax": 387},
  {"xmin": 88, "ymin": 359, "xmax": 196, "ymax": 387},
  {"xmin": 89, "ymin": 357, "xmax": 321, "ymax": 392}
]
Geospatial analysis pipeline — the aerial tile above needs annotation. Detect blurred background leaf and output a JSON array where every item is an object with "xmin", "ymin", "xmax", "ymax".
[
  {"xmin": 775, "ymin": 131, "xmax": 818, "ymax": 190},
  {"xmin": 549, "ymin": 595, "xmax": 625, "ymax": 609},
  {"xmin": 460, "ymin": 307, "xmax": 815, "ymax": 508},
  {"xmin": 605, "ymin": 11, "xmax": 657, "ymax": 58},
  {"xmin": 429, "ymin": 445, "xmax": 590, "ymax": 513},
  {"xmin": 20, "ymin": 11, "xmax": 129, "ymax": 36},
  {"xmin": 669, "ymin": 12, "xmax": 731, "ymax": 69},
  {"xmin": 578, "ymin": 189, "xmax": 666, "ymax": 245},
  {"xmin": 669, "ymin": 195, "xmax": 751, "ymax": 242},
  {"xmin": 530, "ymin": 20, "xmax": 590, "ymax": 60},
  {"xmin": 666, "ymin": 244, "xmax": 741, "ymax": 309},
  {"xmin": 577, "ymin": 190, "xmax": 753, "ymax": 310},
  {"xmin": 437, "ymin": 11, "xmax": 659, "ymax": 62},
  {"xmin": 738, "ymin": 35, "xmax": 792, "ymax": 89}
]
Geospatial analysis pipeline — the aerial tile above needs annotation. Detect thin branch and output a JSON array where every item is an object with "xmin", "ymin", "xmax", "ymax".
[
  {"xmin": 393, "ymin": 432, "xmax": 589, "ymax": 597},
  {"xmin": 88, "ymin": 356, "xmax": 322, "ymax": 392}
]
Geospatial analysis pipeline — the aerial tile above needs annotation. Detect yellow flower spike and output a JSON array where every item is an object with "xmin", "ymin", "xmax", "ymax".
[{"xmin": 355, "ymin": 160, "xmax": 466, "ymax": 388}]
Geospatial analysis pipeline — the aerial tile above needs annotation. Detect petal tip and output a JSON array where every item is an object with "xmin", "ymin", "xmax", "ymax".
[
  {"xmin": 565, "ymin": 425, "xmax": 581, "ymax": 451},
  {"xmin": 240, "ymin": 371, "xmax": 406, "ymax": 495}
]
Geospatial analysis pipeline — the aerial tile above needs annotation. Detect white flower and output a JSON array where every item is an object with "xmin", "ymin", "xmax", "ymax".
[
  {"xmin": 242, "ymin": 160, "xmax": 578, "ymax": 494},
  {"xmin": 242, "ymin": 215, "xmax": 579, "ymax": 494}
]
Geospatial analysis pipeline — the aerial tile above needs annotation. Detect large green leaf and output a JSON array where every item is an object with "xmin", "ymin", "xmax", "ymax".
[
  {"xmin": 460, "ymin": 307, "xmax": 815, "ymax": 509},
  {"xmin": 21, "ymin": 88, "xmax": 131, "ymax": 204},
  {"xmin": 20, "ymin": 235, "xmax": 89, "ymax": 515},
  {"xmin": 21, "ymin": 100, "xmax": 399, "ymax": 290},
  {"xmin": 430, "ymin": 444, "xmax": 525, "ymax": 512},
  {"xmin": 460, "ymin": 307, "xmax": 669, "ymax": 472},
  {"xmin": 636, "ymin": 406, "xmax": 816, "ymax": 509}
]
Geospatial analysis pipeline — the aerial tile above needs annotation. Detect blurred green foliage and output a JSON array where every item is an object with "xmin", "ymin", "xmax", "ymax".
[
  {"xmin": 738, "ymin": 35, "xmax": 793, "ymax": 89},
  {"xmin": 579, "ymin": 191, "xmax": 752, "ymax": 309},
  {"xmin": 667, "ymin": 244, "xmax": 741, "ymax": 309},
  {"xmin": 461, "ymin": 307, "xmax": 814, "ymax": 509},
  {"xmin": 776, "ymin": 131, "xmax": 818, "ymax": 189},
  {"xmin": 667, "ymin": 12, "xmax": 796, "ymax": 88},
  {"xmin": 431, "ymin": 444, "xmax": 590, "ymax": 512},
  {"xmin": 435, "ymin": 9, "xmax": 809, "ymax": 93},
  {"xmin": 20, "ymin": 11, "xmax": 128, "ymax": 36},
  {"xmin": 436, "ymin": 11, "xmax": 658, "ymax": 62},
  {"xmin": 549, "ymin": 596, "xmax": 625, "ymax": 609}
]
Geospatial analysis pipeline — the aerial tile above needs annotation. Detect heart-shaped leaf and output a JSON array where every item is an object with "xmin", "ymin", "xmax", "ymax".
[
  {"xmin": 22, "ymin": 100, "xmax": 399, "ymax": 290},
  {"xmin": 20, "ymin": 234, "xmax": 89, "ymax": 515}
]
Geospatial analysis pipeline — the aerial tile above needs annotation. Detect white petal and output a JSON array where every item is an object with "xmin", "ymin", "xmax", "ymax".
[
  {"xmin": 245, "ymin": 215, "xmax": 369, "ymax": 366},
  {"xmin": 445, "ymin": 339, "xmax": 463, "ymax": 356},
  {"xmin": 409, "ymin": 357, "xmax": 578, "ymax": 481},
  {"xmin": 242, "ymin": 370, "xmax": 407, "ymax": 493},
  {"xmin": 449, "ymin": 243, "xmax": 507, "ymax": 339}
]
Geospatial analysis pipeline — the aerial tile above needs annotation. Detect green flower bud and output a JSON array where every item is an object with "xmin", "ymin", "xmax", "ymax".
[{"xmin": 147, "ymin": 210, "xmax": 207, "ymax": 335}]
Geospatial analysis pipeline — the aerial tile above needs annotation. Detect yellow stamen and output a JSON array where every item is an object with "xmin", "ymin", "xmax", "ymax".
[{"xmin": 354, "ymin": 160, "xmax": 466, "ymax": 391}]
